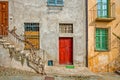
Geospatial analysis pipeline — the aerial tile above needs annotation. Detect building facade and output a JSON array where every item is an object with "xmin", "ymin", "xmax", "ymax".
[
  {"xmin": 88, "ymin": 0, "xmax": 120, "ymax": 72},
  {"xmin": 0, "ymin": 0, "xmax": 87, "ymax": 71}
]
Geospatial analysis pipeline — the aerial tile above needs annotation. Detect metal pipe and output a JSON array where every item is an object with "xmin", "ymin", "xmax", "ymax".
[{"xmin": 85, "ymin": 0, "xmax": 88, "ymax": 67}]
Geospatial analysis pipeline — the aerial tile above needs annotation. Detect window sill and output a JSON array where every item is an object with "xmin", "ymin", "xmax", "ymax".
[
  {"xmin": 95, "ymin": 17, "xmax": 115, "ymax": 22},
  {"xmin": 95, "ymin": 49, "xmax": 110, "ymax": 52}
]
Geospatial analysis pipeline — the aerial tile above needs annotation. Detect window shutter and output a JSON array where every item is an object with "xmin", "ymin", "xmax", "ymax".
[
  {"xmin": 48, "ymin": 0, "xmax": 55, "ymax": 5},
  {"xmin": 57, "ymin": 0, "xmax": 63, "ymax": 4},
  {"xmin": 95, "ymin": 28, "xmax": 108, "ymax": 50},
  {"xmin": 102, "ymin": 29, "xmax": 108, "ymax": 50},
  {"xmin": 96, "ymin": 28, "xmax": 100, "ymax": 50}
]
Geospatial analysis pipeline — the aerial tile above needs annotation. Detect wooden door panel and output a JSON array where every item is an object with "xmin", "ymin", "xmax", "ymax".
[
  {"xmin": 59, "ymin": 48, "xmax": 65, "ymax": 64},
  {"xmin": 59, "ymin": 38, "xmax": 73, "ymax": 65},
  {"xmin": 0, "ymin": 12, "xmax": 2, "ymax": 23},
  {"xmin": 66, "ymin": 38, "xmax": 73, "ymax": 64},
  {"xmin": 2, "ymin": 3, "xmax": 8, "ymax": 11},
  {"xmin": 0, "ymin": 2, "xmax": 8, "ymax": 36},
  {"xmin": 2, "ymin": 12, "xmax": 7, "ymax": 24},
  {"xmin": 59, "ymin": 38, "xmax": 65, "ymax": 64},
  {"xmin": 0, "ymin": 3, "xmax": 2, "ymax": 11}
]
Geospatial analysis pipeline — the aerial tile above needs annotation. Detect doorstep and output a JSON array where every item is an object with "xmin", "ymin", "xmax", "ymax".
[{"xmin": 45, "ymin": 66, "xmax": 101, "ymax": 77}]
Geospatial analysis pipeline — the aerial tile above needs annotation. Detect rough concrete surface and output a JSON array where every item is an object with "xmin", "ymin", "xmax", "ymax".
[{"xmin": 1, "ymin": 66, "xmax": 120, "ymax": 80}]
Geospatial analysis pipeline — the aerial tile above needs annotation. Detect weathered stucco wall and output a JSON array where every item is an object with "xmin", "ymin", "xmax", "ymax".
[
  {"xmin": 0, "ymin": 44, "xmax": 34, "ymax": 72},
  {"xmin": 88, "ymin": 0, "xmax": 120, "ymax": 72},
  {"xmin": 0, "ymin": 0, "xmax": 87, "ymax": 70}
]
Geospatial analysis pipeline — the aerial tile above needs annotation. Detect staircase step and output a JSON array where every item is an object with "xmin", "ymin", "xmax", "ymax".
[
  {"xmin": 0, "ymin": 35, "xmax": 3, "ymax": 39},
  {"xmin": 15, "ymin": 48, "xmax": 22, "ymax": 52},
  {"xmin": 0, "ymin": 39, "xmax": 7, "ymax": 42},
  {"xmin": 8, "ymin": 45, "xmax": 15, "ymax": 48},
  {"xmin": 1, "ymin": 42, "xmax": 10, "ymax": 44},
  {"xmin": 19, "ymin": 50, "xmax": 25, "ymax": 54},
  {"xmin": 1, "ymin": 42, "xmax": 11, "ymax": 48},
  {"xmin": 25, "ymin": 52, "xmax": 30, "ymax": 57},
  {"xmin": 116, "ymin": 70, "xmax": 120, "ymax": 75}
]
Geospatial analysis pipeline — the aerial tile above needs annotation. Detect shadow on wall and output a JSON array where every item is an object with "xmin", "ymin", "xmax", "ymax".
[{"xmin": 89, "ymin": 32, "xmax": 120, "ymax": 72}]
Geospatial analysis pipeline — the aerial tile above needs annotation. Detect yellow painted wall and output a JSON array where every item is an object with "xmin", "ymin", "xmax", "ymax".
[{"xmin": 88, "ymin": 0, "xmax": 120, "ymax": 72}]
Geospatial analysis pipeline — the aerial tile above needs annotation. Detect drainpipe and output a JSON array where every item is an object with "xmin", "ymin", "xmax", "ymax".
[{"xmin": 85, "ymin": 0, "xmax": 88, "ymax": 67}]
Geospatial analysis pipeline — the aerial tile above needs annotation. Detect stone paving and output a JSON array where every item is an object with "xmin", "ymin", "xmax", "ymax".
[
  {"xmin": 98, "ymin": 72, "xmax": 120, "ymax": 80},
  {"xmin": 0, "ymin": 66, "xmax": 120, "ymax": 80},
  {"xmin": 45, "ymin": 66, "xmax": 101, "ymax": 77}
]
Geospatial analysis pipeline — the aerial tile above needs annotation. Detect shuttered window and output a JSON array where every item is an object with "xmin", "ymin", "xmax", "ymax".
[
  {"xmin": 95, "ymin": 28, "xmax": 108, "ymax": 51},
  {"xmin": 47, "ymin": 0, "xmax": 64, "ymax": 6}
]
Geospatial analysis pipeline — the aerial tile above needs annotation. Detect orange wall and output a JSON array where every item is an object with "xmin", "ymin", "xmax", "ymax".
[{"xmin": 88, "ymin": 0, "xmax": 120, "ymax": 72}]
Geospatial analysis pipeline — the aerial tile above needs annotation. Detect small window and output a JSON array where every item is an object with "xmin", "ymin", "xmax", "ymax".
[
  {"xmin": 97, "ymin": 0, "xmax": 108, "ymax": 18},
  {"xmin": 59, "ymin": 24, "xmax": 73, "ymax": 33},
  {"xmin": 24, "ymin": 23, "xmax": 40, "ymax": 50},
  {"xmin": 47, "ymin": 0, "xmax": 64, "ymax": 6},
  {"xmin": 95, "ymin": 28, "xmax": 108, "ymax": 51},
  {"xmin": 24, "ymin": 23, "xmax": 39, "ymax": 31}
]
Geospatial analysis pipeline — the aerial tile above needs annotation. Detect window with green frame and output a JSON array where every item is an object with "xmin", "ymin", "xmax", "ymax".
[
  {"xmin": 95, "ymin": 28, "xmax": 108, "ymax": 51},
  {"xmin": 97, "ymin": 0, "xmax": 109, "ymax": 18}
]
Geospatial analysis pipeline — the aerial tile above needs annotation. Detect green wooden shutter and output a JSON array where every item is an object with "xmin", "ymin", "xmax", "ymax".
[
  {"xmin": 101, "ymin": 29, "xmax": 108, "ymax": 50},
  {"xmin": 96, "ymin": 28, "xmax": 101, "ymax": 49},
  {"xmin": 96, "ymin": 28, "xmax": 108, "ymax": 50}
]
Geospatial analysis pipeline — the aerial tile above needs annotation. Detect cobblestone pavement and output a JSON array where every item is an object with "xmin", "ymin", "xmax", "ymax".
[
  {"xmin": 0, "ymin": 66, "xmax": 40, "ymax": 76},
  {"xmin": 0, "ymin": 66, "xmax": 120, "ymax": 80}
]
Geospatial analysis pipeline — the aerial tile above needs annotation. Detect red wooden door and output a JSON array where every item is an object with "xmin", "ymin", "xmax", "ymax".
[
  {"xmin": 59, "ymin": 37, "xmax": 73, "ymax": 65},
  {"xmin": 0, "ymin": 2, "xmax": 8, "ymax": 36}
]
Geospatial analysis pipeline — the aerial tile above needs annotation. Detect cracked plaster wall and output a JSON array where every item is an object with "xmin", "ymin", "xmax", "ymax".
[{"xmin": 1, "ymin": 0, "xmax": 87, "ymax": 67}]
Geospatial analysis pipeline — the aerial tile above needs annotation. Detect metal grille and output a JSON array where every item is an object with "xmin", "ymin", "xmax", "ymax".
[
  {"xmin": 59, "ymin": 24, "xmax": 73, "ymax": 33},
  {"xmin": 24, "ymin": 23, "xmax": 39, "ymax": 31}
]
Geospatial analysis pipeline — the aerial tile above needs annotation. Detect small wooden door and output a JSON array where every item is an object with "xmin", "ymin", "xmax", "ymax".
[
  {"xmin": 59, "ymin": 37, "xmax": 73, "ymax": 65},
  {"xmin": 0, "ymin": 2, "xmax": 8, "ymax": 36}
]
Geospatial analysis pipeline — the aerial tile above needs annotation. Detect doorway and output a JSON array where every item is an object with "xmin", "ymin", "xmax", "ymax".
[{"xmin": 59, "ymin": 37, "xmax": 73, "ymax": 65}]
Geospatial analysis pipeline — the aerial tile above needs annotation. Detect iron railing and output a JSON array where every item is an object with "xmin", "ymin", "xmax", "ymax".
[{"xmin": 0, "ymin": 26, "xmax": 47, "ymax": 74}]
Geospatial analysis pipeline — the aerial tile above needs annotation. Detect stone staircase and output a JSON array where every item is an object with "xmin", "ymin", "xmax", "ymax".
[{"xmin": 0, "ymin": 32, "xmax": 46, "ymax": 74}]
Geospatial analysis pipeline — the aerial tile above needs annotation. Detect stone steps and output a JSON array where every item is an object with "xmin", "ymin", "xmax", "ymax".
[
  {"xmin": 0, "ymin": 38, "xmax": 45, "ymax": 74},
  {"xmin": 0, "ymin": 39, "xmax": 22, "ymax": 51},
  {"xmin": 116, "ymin": 70, "xmax": 120, "ymax": 75}
]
